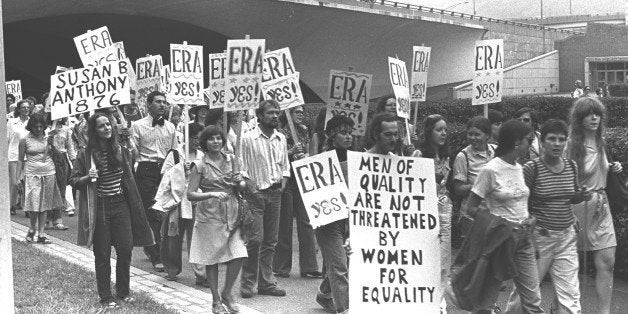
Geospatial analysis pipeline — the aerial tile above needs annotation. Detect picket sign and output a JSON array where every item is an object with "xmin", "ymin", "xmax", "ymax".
[
  {"xmin": 472, "ymin": 39, "xmax": 504, "ymax": 118},
  {"xmin": 388, "ymin": 55, "xmax": 412, "ymax": 145},
  {"xmin": 411, "ymin": 44, "xmax": 430, "ymax": 128},
  {"xmin": 5, "ymin": 80, "xmax": 22, "ymax": 100}
]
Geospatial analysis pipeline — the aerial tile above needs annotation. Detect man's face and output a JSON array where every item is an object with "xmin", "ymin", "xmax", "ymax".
[
  {"xmin": 130, "ymin": 92, "xmax": 136, "ymax": 105},
  {"xmin": 258, "ymin": 104, "xmax": 280, "ymax": 129},
  {"xmin": 376, "ymin": 121, "xmax": 399, "ymax": 154},
  {"xmin": 148, "ymin": 95, "xmax": 167, "ymax": 117}
]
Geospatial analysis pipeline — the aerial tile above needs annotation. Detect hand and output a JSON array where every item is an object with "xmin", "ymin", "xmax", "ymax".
[
  {"xmin": 118, "ymin": 126, "xmax": 130, "ymax": 138},
  {"xmin": 610, "ymin": 161, "xmax": 623, "ymax": 173},
  {"xmin": 210, "ymin": 192, "xmax": 229, "ymax": 202},
  {"xmin": 184, "ymin": 161, "xmax": 191, "ymax": 172},
  {"xmin": 577, "ymin": 186, "xmax": 592, "ymax": 202},
  {"xmin": 293, "ymin": 143, "xmax": 305, "ymax": 155},
  {"xmin": 343, "ymin": 238, "xmax": 352, "ymax": 256},
  {"xmin": 88, "ymin": 168, "xmax": 99, "ymax": 180}
]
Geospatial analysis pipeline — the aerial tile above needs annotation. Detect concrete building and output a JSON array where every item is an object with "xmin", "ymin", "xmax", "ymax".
[{"xmin": 513, "ymin": 12, "xmax": 627, "ymax": 33}]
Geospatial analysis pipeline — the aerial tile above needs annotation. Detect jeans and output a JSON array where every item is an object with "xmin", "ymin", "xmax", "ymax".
[
  {"xmin": 506, "ymin": 226, "xmax": 581, "ymax": 314},
  {"xmin": 93, "ymin": 194, "xmax": 133, "ymax": 302},
  {"xmin": 316, "ymin": 219, "xmax": 349, "ymax": 313},
  {"xmin": 136, "ymin": 162, "xmax": 163, "ymax": 265},
  {"xmin": 274, "ymin": 179, "xmax": 319, "ymax": 275},
  {"xmin": 241, "ymin": 188, "xmax": 282, "ymax": 291}
]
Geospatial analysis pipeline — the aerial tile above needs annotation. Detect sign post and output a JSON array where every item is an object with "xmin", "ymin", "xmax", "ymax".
[
  {"xmin": 472, "ymin": 39, "xmax": 504, "ymax": 117},
  {"xmin": 410, "ymin": 45, "xmax": 431, "ymax": 127}
]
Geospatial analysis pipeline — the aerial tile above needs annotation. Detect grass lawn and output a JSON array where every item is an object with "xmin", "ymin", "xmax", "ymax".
[{"xmin": 12, "ymin": 239, "xmax": 177, "ymax": 314}]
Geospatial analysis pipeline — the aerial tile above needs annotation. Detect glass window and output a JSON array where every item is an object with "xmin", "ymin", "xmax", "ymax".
[
  {"xmin": 607, "ymin": 72, "xmax": 616, "ymax": 84},
  {"xmin": 617, "ymin": 71, "xmax": 625, "ymax": 83},
  {"xmin": 598, "ymin": 71, "xmax": 606, "ymax": 83},
  {"xmin": 607, "ymin": 62, "xmax": 624, "ymax": 70},
  {"xmin": 590, "ymin": 62, "xmax": 597, "ymax": 71},
  {"xmin": 598, "ymin": 63, "xmax": 606, "ymax": 70}
]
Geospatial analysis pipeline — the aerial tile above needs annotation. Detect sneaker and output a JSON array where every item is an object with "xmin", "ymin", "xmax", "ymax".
[
  {"xmin": 316, "ymin": 293, "xmax": 337, "ymax": 313},
  {"xmin": 258, "ymin": 287, "xmax": 286, "ymax": 297},
  {"xmin": 37, "ymin": 236, "xmax": 52, "ymax": 244}
]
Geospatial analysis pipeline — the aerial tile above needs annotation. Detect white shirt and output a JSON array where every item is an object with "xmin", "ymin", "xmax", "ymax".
[
  {"xmin": 7, "ymin": 117, "xmax": 29, "ymax": 162},
  {"xmin": 240, "ymin": 125, "xmax": 289, "ymax": 190},
  {"xmin": 131, "ymin": 115, "xmax": 178, "ymax": 163}
]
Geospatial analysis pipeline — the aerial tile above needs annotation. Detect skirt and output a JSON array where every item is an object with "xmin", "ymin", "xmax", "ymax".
[
  {"xmin": 23, "ymin": 174, "xmax": 64, "ymax": 213},
  {"xmin": 573, "ymin": 191, "xmax": 617, "ymax": 251},
  {"xmin": 189, "ymin": 222, "xmax": 247, "ymax": 266}
]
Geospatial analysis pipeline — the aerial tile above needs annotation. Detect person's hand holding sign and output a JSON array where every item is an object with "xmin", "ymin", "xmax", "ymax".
[{"xmin": 87, "ymin": 168, "xmax": 99, "ymax": 182}]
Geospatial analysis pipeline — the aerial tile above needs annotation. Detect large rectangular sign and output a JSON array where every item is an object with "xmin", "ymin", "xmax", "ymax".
[
  {"xmin": 410, "ymin": 46, "xmax": 431, "ymax": 102},
  {"xmin": 49, "ymin": 60, "xmax": 132, "ymax": 120},
  {"xmin": 325, "ymin": 70, "xmax": 372, "ymax": 136},
  {"xmin": 261, "ymin": 48, "xmax": 303, "ymax": 110},
  {"xmin": 224, "ymin": 39, "xmax": 265, "ymax": 111},
  {"xmin": 73, "ymin": 26, "xmax": 114, "ymax": 67},
  {"xmin": 292, "ymin": 151, "xmax": 350, "ymax": 228},
  {"xmin": 348, "ymin": 151, "xmax": 441, "ymax": 312},
  {"xmin": 6, "ymin": 80, "xmax": 22, "ymax": 101},
  {"xmin": 169, "ymin": 44, "xmax": 204, "ymax": 105},
  {"xmin": 206, "ymin": 53, "xmax": 226, "ymax": 108},
  {"xmin": 135, "ymin": 55, "xmax": 163, "ymax": 108},
  {"xmin": 388, "ymin": 57, "xmax": 410, "ymax": 119},
  {"xmin": 472, "ymin": 39, "xmax": 504, "ymax": 106}
]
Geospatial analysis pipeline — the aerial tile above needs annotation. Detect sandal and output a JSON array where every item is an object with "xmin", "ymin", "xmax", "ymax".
[
  {"xmin": 212, "ymin": 301, "xmax": 228, "ymax": 314},
  {"xmin": 37, "ymin": 236, "xmax": 52, "ymax": 244},
  {"xmin": 25, "ymin": 230, "xmax": 35, "ymax": 243},
  {"xmin": 52, "ymin": 223, "xmax": 69, "ymax": 230},
  {"xmin": 221, "ymin": 294, "xmax": 240, "ymax": 313}
]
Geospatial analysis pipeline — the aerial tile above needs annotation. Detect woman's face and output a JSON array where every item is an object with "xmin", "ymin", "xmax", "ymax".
[
  {"xmin": 466, "ymin": 127, "xmax": 489, "ymax": 150},
  {"xmin": 430, "ymin": 120, "xmax": 447, "ymax": 147},
  {"xmin": 197, "ymin": 108, "xmax": 209, "ymax": 122},
  {"xmin": 31, "ymin": 123, "xmax": 45, "ymax": 136},
  {"xmin": 331, "ymin": 126, "xmax": 353, "ymax": 150},
  {"xmin": 291, "ymin": 106, "xmax": 304, "ymax": 125},
  {"xmin": 18, "ymin": 102, "xmax": 30, "ymax": 117},
  {"xmin": 95, "ymin": 116, "xmax": 112, "ymax": 139},
  {"xmin": 206, "ymin": 134, "xmax": 223, "ymax": 153},
  {"xmin": 516, "ymin": 112, "xmax": 532, "ymax": 127},
  {"xmin": 384, "ymin": 98, "xmax": 396, "ymax": 115},
  {"xmin": 582, "ymin": 112, "xmax": 601, "ymax": 132},
  {"xmin": 542, "ymin": 132, "xmax": 567, "ymax": 159},
  {"xmin": 189, "ymin": 133, "xmax": 200, "ymax": 151}
]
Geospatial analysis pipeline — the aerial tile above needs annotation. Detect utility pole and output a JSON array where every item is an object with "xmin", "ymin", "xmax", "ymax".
[{"xmin": 541, "ymin": 0, "xmax": 546, "ymax": 53}]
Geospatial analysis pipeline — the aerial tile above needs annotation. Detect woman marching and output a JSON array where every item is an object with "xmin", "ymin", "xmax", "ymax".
[
  {"xmin": 565, "ymin": 97, "xmax": 623, "ymax": 314},
  {"xmin": 69, "ymin": 112, "xmax": 154, "ymax": 309}
]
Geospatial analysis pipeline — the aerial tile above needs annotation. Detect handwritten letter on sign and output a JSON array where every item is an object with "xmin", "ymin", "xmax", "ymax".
[
  {"xmin": 74, "ymin": 26, "xmax": 114, "ymax": 67},
  {"xmin": 473, "ymin": 39, "xmax": 504, "ymax": 106},
  {"xmin": 388, "ymin": 57, "xmax": 410, "ymax": 119},
  {"xmin": 225, "ymin": 39, "xmax": 265, "ymax": 112},
  {"xmin": 261, "ymin": 48, "xmax": 304, "ymax": 110},
  {"xmin": 410, "ymin": 46, "xmax": 431, "ymax": 102},
  {"xmin": 325, "ymin": 70, "xmax": 372, "ymax": 136},
  {"xmin": 49, "ymin": 60, "xmax": 131, "ymax": 120},
  {"xmin": 206, "ymin": 53, "xmax": 226, "ymax": 108},
  {"xmin": 292, "ymin": 151, "xmax": 350, "ymax": 228},
  {"xmin": 135, "ymin": 55, "xmax": 163, "ymax": 108},
  {"xmin": 6, "ymin": 80, "xmax": 22, "ymax": 101},
  {"xmin": 169, "ymin": 44, "xmax": 204, "ymax": 105},
  {"xmin": 348, "ymin": 151, "xmax": 441, "ymax": 312}
]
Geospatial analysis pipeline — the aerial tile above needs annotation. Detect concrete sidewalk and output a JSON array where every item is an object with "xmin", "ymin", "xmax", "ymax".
[{"xmin": 10, "ymin": 221, "xmax": 261, "ymax": 314}]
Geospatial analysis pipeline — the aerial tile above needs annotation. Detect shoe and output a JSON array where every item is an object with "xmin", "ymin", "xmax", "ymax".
[
  {"xmin": 196, "ymin": 280, "xmax": 211, "ymax": 288},
  {"xmin": 316, "ymin": 293, "xmax": 337, "ymax": 313},
  {"xmin": 25, "ymin": 230, "xmax": 35, "ymax": 243},
  {"xmin": 52, "ymin": 223, "xmax": 69, "ymax": 230},
  {"xmin": 274, "ymin": 272, "xmax": 290, "ymax": 278},
  {"xmin": 301, "ymin": 271, "xmax": 323, "ymax": 279},
  {"xmin": 118, "ymin": 296, "xmax": 135, "ymax": 303},
  {"xmin": 153, "ymin": 262, "xmax": 165, "ymax": 272},
  {"xmin": 37, "ymin": 236, "xmax": 52, "ymax": 244},
  {"xmin": 212, "ymin": 301, "xmax": 228, "ymax": 314},
  {"xmin": 258, "ymin": 287, "xmax": 286, "ymax": 297},
  {"xmin": 221, "ymin": 294, "xmax": 240, "ymax": 313},
  {"xmin": 165, "ymin": 274, "xmax": 178, "ymax": 281},
  {"xmin": 101, "ymin": 300, "xmax": 119, "ymax": 309},
  {"xmin": 67, "ymin": 210, "xmax": 75, "ymax": 217},
  {"xmin": 240, "ymin": 289, "xmax": 254, "ymax": 299}
]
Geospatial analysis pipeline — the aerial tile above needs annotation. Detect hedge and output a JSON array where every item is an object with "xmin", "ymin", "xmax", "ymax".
[{"xmin": 608, "ymin": 84, "xmax": 628, "ymax": 97}]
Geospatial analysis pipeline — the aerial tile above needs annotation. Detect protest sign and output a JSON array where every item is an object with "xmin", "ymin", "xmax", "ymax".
[
  {"xmin": 224, "ymin": 39, "xmax": 265, "ymax": 111},
  {"xmin": 410, "ymin": 46, "xmax": 431, "ymax": 102},
  {"xmin": 348, "ymin": 151, "xmax": 441, "ymax": 312},
  {"xmin": 135, "ymin": 55, "xmax": 163, "ymax": 108},
  {"xmin": 49, "ymin": 59, "xmax": 131, "ymax": 120},
  {"xmin": 325, "ymin": 70, "xmax": 372, "ymax": 136},
  {"xmin": 5, "ymin": 80, "xmax": 22, "ymax": 101},
  {"xmin": 161, "ymin": 64, "xmax": 171, "ymax": 94},
  {"xmin": 55, "ymin": 66, "xmax": 71, "ymax": 74},
  {"xmin": 388, "ymin": 57, "xmax": 410, "ymax": 119},
  {"xmin": 261, "ymin": 48, "xmax": 303, "ymax": 110},
  {"xmin": 206, "ymin": 53, "xmax": 226, "ymax": 108},
  {"xmin": 472, "ymin": 39, "xmax": 504, "ymax": 106},
  {"xmin": 73, "ymin": 26, "xmax": 113, "ymax": 67},
  {"xmin": 169, "ymin": 43, "xmax": 204, "ymax": 105},
  {"xmin": 291, "ymin": 151, "xmax": 350, "ymax": 228}
]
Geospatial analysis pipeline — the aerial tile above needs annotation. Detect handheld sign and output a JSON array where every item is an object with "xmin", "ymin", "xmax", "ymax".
[
  {"xmin": 325, "ymin": 70, "xmax": 372, "ymax": 136},
  {"xmin": 73, "ymin": 26, "xmax": 113, "ymax": 67},
  {"xmin": 224, "ymin": 39, "xmax": 265, "ymax": 112},
  {"xmin": 348, "ymin": 151, "xmax": 441, "ymax": 312},
  {"xmin": 5, "ymin": 80, "xmax": 22, "ymax": 101},
  {"xmin": 206, "ymin": 53, "xmax": 227, "ymax": 108},
  {"xmin": 292, "ymin": 151, "xmax": 350, "ymax": 228},
  {"xmin": 135, "ymin": 55, "xmax": 163, "ymax": 108},
  {"xmin": 161, "ymin": 64, "xmax": 171, "ymax": 94},
  {"xmin": 388, "ymin": 57, "xmax": 410, "ymax": 119},
  {"xmin": 49, "ymin": 59, "xmax": 132, "ymax": 120},
  {"xmin": 169, "ymin": 43, "xmax": 204, "ymax": 105},
  {"xmin": 55, "ymin": 66, "xmax": 71, "ymax": 74},
  {"xmin": 472, "ymin": 39, "xmax": 504, "ymax": 107},
  {"xmin": 261, "ymin": 48, "xmax": 303, "ymax": 110},
  {"xmin": 410, "ymin": 46, "xmax": 431, "ymax": 102}
]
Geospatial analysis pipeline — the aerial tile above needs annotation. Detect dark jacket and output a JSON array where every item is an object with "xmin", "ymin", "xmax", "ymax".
[
  {"xmin": 70, "ymin": 147, "xmax": 155, "ymax": 248},
  {"xmin": 451, "ymin": 210, "xmax": 517, "ymax": 311}
]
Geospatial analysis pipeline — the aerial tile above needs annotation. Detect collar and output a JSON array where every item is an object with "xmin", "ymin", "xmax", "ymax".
[
  {"xmin": 466, "ymin": 144, "xmax": 494, "ymax": 158},
  {"xmin": 252, "ymin": 125, "xmax": 280, "ymax": 140}
]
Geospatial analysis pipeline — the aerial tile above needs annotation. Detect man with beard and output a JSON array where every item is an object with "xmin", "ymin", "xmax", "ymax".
[{"xmin": 367, "ymin": 113, "xmax": 402, "ymax": 155}]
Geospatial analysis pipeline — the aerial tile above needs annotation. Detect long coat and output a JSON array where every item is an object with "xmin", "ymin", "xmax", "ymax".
[{"xmin": 69, "ymin": 147, "xmax": 154, "ymax": 248}]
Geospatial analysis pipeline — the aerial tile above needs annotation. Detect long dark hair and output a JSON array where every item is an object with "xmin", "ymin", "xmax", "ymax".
[
  {"xmin": 565, "ymin": 97, "xmax": 607, "ymax": 173},
  {"xmin": 418, "ymin": 114, "xmax": 449, "ymax": 159},
  {"xmin": 87, "ymin": 112, "xmax": 122, "ymax": 170},
  {"xmin": 494, "ymin": 119, "xmax": 532, "ymax": 157}
]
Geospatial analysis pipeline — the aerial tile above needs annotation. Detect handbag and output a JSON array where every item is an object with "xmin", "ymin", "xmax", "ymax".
[
  {"xmin": 237, "ymin": 191, "xmax": 256, "ymax": 243},
  {"xmin": 605, "ymin": 148, "xmax": 628, "ymax": 213}
]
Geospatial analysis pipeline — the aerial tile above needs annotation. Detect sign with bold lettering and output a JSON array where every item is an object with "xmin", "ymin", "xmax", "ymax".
[
  {"xmin": 169, "ymin": 44, "xmax": 204, "ymax": 105},
  {"xmin": 261, "ymin": 48, "xmax": 303, "ymax": 110},
  {"xmin": 161, "ymin": 64, "xmax": 171, "ymax": 94},
  {"xmin": 292, "ymin": 151, "xmax": 350, "ymax": 228},
  {"xmin": 348, "ymin": 151, "xmax": 441, "ymax": 312},
  {"xmin": 135, "ymin": 55, "xmax": 163, "ymax": 108},
  {"xmin": 74, "ymin": 27, "xmax": 114, "ymax": 67},
  {"xmin": 6, "ymin": 80, "xmax": 22, "ymax": 101},
  {"xmin": 224, "ymin": 39, "xmax": 265, "ymax": 111},
  {"xmin": 325, "ymin": 70, "xmax": 372, "ymax": 136},
  {"xmin": 388, "ymin": 57, "xmax": 410, "ymax": 119},
  {"xmin": 49, "ymin": 60, "xmax": 132, "ymax": 120},
  {"xmin": 206, "ymin": 53, "xmax": 226, "ymax": 108},
  {"xmin": 472, "ymin": 39, "xmax": 504, "ymax": 106},
  {"xmin": 410, "ymin": 46, "xmax": 431, "ymax": 102}
]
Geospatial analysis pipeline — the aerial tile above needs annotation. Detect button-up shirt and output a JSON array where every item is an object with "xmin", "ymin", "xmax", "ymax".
[
  {"xmin": 7, "ymin": 117, "xmax": 29, "ymax": 162},
  {"xmin": 131, "ymin": 115, "xmax": 178, "ymax": 163},
  {"xmin": 240, "ymin": 125, "xmax": 289, "ymax": 190}
]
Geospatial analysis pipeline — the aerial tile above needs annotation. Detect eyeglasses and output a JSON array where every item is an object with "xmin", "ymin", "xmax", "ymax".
[{"xmin": 517, "ymin": 118, "xmax": 531, "ymax": 123}]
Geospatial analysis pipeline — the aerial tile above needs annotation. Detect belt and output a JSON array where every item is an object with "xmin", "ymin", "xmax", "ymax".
[
  {"xmin": 260, "ymin": 182, "xmax": 282, "ymax": 192},
  {"xmin": 139, "ymin": 160, "xmax": 163, "ymax": 168}
]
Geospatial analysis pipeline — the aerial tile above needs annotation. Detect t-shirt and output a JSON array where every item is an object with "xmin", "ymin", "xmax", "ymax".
[
  {"xmin": 471, "ymin": 157, "xmax": 530, "ymax": 223},
  {"xmin": 524, "ymin": 158, "xmax": 577, "ymax": 230}
]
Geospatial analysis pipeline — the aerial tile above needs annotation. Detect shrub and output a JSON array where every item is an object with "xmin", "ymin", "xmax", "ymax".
[{"xmin": 608, "ymin": 84, "xmax": 628, "ymax": 97}]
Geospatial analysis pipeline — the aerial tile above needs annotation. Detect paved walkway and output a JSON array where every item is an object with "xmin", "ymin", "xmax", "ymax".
[{"xmin": 11, "ymin": 221, "xmax": 260, "ymax": 314}]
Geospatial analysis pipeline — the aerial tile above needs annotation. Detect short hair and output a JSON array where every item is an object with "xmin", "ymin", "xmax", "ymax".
[
  {"xmin": 6, "ymin": 94, "xmax": 15, "ymax": 102},
  {"xmin": 540, "ymin": 119, "xmax": 568, "ymax": 142},
  {"xmin": 25, "ymin": 112, "xmax": 48, "ymax": 132},
  {"xmin": 367, "ymin": 113, "xmax": 398, "ymax": 143},
  {"xmin": 147, "ymin": 91, "xmax": 166, "ymax": 105},
  {"xmin": 487, "ymin": 109, "xmax": 504, "ymax": 124},
  {"xmin": 325, "ymin": 115, "xmax": 354, "ymax": 149},
  {"xmin": 513, "ymin": 107, "xmax": 538, "ymax": 129},
  {"xmin": 466, "ymin": 116, "xmax": 491, "ymax": 135},
  {"xmin": 198, "ymin": 125, "xmax": 227, "ymax": 152},
  {"xmin": 255, "ymin": 99, "xmax": 280, "ymax": 117},
  {"xmin": 204, "ymin": 107, "xmax": 225, "ymax": 126},
  {"xmin": 189, "ymin": 123, "xmax": 204, "ymax": 139},
  {"xmin": 494, "ymin": 119, "xmax": 532, "ymax": 157},
  {"xmin": 26, "ymin": 96, "xmax": 37, "ymax": 104},
  {"xmin": 13, "ymin": 100, "xmax": 30, "ymax": 118},
  {"xmin": 376, "ymin": 94, "xmax": 395, "ymax": 113}
]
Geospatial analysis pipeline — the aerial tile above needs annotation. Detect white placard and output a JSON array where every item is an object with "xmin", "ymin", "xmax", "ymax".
[
  {"xmin": 410, "ymin": 46, "xmax": 431, "ymax": 102},
  {"xmin": 325, "ymin": 70, "xmax": 372, "ymax": 136},
  {"xmin": 348, "ymin": 151, "xmax": 441, "ymax": 312},
  {"xmin": 206, "ymin": 53, "xmax": 226, "ymax": 108},
  {"xmin": 224, "ymin": 39, "xmax": 265, "ymax": 112},
  {"xmin": 161, "ymin": 64, "xmax": 171, "ymax": 94},
  {"xmin": 49, "ymin": 60, "xmax": 132, "ymax": 120},
  {"xmin": 73, "ymin": 26, "xmax": 113, "ymax": 67},
  {"xmin": 292, "ymin": 151, "xmax": 350, "ymax": 228},
  {"xmin": 135, "ymin": 55, "xmax": 163, "ymax": 108},
  {"xmin": 5, "ymin": 80, "xmax": 22, "ymax": 101},
  {"xmin": 388, "ymin": 57, "xmax": 410, "ymax": 119},
  {"xmin": 261, "ymin": 48, "xmax": 303, "ymax": 110},
  {"xmin": 169, "ymin": 44, "xmax": 204, "ymax": 105},
  {"xmin": 472, "ymin": 39, "xmax": 504, "ymax": 106}
]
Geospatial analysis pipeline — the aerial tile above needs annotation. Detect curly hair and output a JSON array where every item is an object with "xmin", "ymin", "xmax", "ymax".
[{"xmin": 198, "ymin": 125, "xmax": 227, "ymax": 152}]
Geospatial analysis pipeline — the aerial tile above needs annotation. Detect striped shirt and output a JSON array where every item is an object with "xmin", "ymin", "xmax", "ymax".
[
  {"xmin": 524, "ymin": 158, "xmax": 578, "ymax": 230},
  {"xmin": 131, "ymin": 115, "xmax": 178, "ymax": 163},
  {"xmin": 97, "ymin": 151, "xmax": 124, "ymax": 197},
  {"xmin": 240, "ymin": 125, "xmax": 290, "ymax": 190}
]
